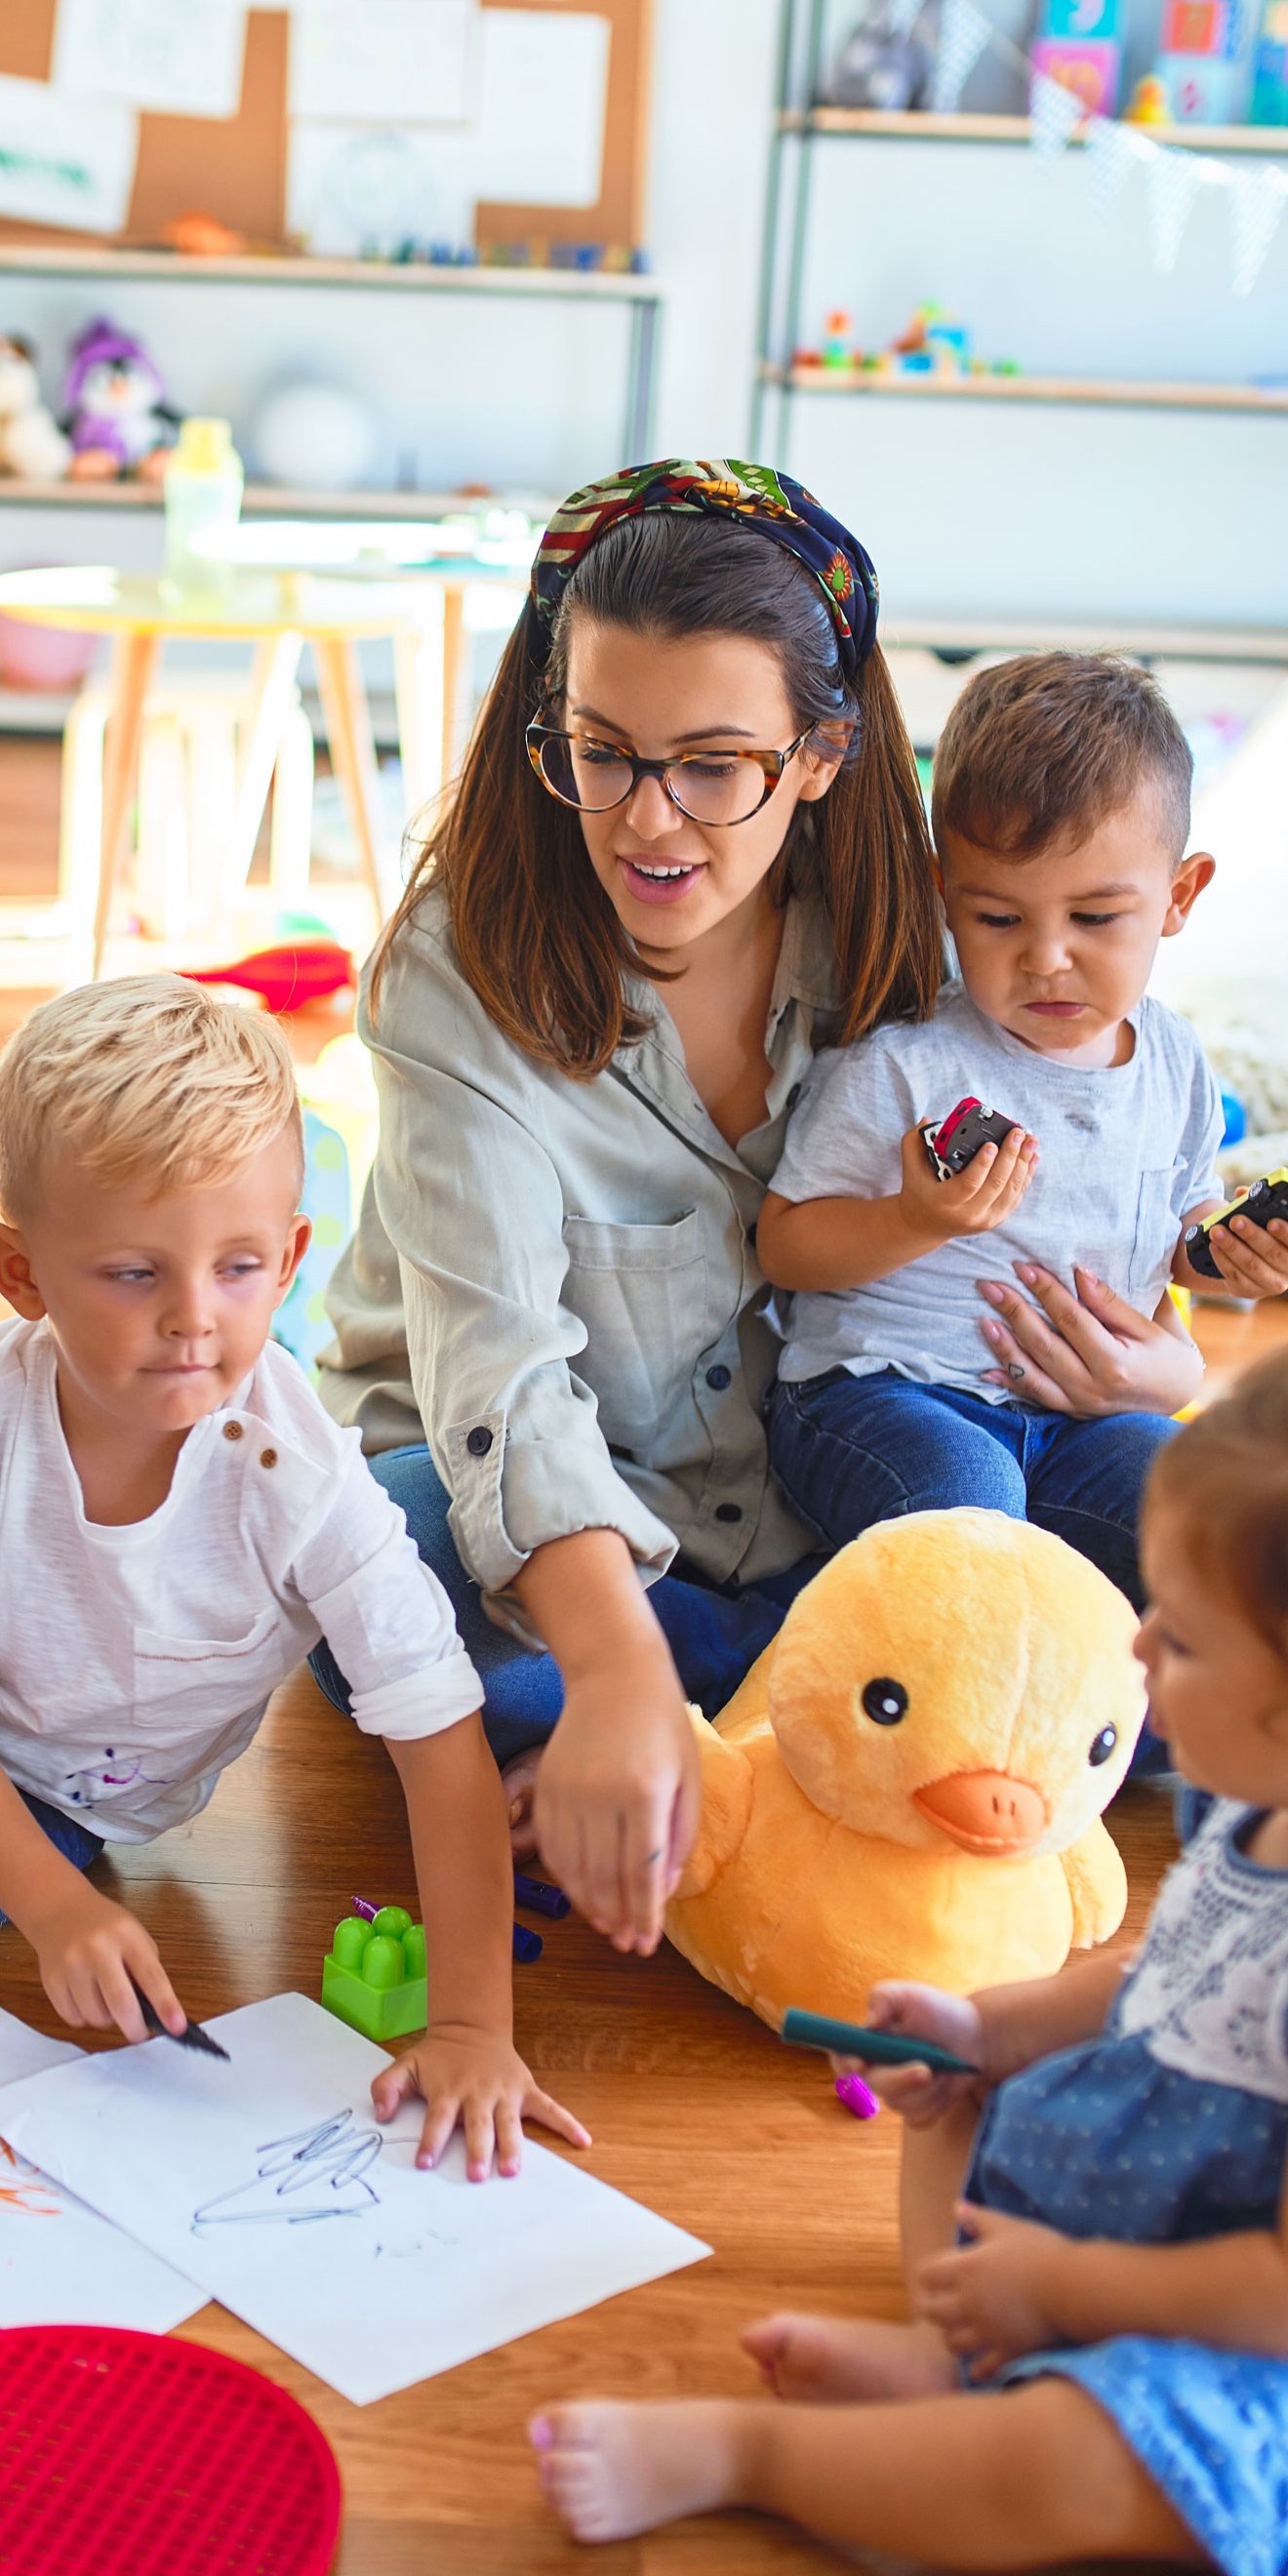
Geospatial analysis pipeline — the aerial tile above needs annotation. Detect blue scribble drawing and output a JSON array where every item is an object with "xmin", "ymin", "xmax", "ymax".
[
  {"xmin": 63, "ymin": 1748, "xmax": 175, "ymax": 1809},
  {"xmin": 192, "ymin": 2112, "xmax": 383, "ymax": 2230}
]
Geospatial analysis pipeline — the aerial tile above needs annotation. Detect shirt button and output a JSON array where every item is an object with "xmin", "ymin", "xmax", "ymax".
[
  {"xmin": 745, "ymin": 1224, "xmax": 757, "ymax": 1252},
  {"xmin": 714, "ymin": 1502, "xmax": 743, "ymax": 1523},
  {"xmin": 260, "ymin": 1448, "xmax": 277, "ymax": 1469},
  {"xmin": 786, "ymin": 1082, "xmax": 801, "ymax": 1110},
  {"xmin": 221, "ymin": 1422, "xmax": 243, "ymax": 1443},
  {"xmin": 466, "ymin": 1425, "xmax": 494, "ymax": 1458},
  {"xmin": 705, "ymin": 1364, "xmax": 732, "ymax": 1390}
]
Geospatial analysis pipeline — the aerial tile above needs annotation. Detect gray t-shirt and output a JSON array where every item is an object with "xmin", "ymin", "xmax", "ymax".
[{"xmin": 771, "ymin": 980, "xmax": 1223, "ymax": 1400}]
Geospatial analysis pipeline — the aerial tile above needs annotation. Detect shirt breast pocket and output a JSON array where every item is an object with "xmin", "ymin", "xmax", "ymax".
[
  {"xmin": 561, "ymin": 1207, "xmax": 706, "ymax": 1449},
  {"xmin": 132, "ymin": 1604, "xmax": 287, "ymax": 1731},
  {"xmin": 1128, "ymin": 1158, "xmax": 1186, "ymax": 1308}
]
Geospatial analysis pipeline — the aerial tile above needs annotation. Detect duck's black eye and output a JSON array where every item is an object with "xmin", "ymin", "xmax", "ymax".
[
  {"xmin": 862, "ymin": 1677, "xmax": 908, "ymax": 1727},
  {"xmin": 1089, "ymin": 1725, "xmax": 1117, "ymax": 1767}
]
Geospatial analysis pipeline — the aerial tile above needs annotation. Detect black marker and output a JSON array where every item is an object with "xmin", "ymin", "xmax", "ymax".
[{"xmin": 129, "ymin": 1973, "xmax": 230, "ymax": 2062}]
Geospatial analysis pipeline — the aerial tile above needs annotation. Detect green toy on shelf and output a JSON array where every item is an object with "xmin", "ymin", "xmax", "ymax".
[{"xmin": 322, "ymin": 1905, "xmax": 427, "ymax": 2043}]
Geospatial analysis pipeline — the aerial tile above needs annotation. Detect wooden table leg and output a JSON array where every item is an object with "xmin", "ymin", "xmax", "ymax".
[
  {"xmin": 93, "ymin": 629, "xmax": 161, "ymax": 979},
  {"xmin": 440, "ymin": 584, "xmax": 467, "ymax": 788},
  {"xmin": 225, "ymin": 632, "xmax": 304, "ymax": 906},
  {"xmin": 311, "ymin": 633, "xmax": 385, "ymax": 922}
]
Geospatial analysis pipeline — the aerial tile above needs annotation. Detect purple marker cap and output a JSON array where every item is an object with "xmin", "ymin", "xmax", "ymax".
[
  {"xmin": 351, "ymin": 1896, "xmax": 379, "ymax": 1922},
  {"xmin": 835, "ymin": 2072, "xmax": 881, "ymax": 2121},
  {"xmin": 513, "ymin": 1870, "xmax": 571, "ymax": 1920}
]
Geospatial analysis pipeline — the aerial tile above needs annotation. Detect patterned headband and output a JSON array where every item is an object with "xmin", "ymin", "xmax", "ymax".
[{"xmin": 528, "ymin": 457, "xmax": 879, "ymax": 681}]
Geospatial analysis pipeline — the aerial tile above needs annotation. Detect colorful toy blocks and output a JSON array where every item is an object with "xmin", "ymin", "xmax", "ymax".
[{"xmin": 322, "ymin": 1905, "xmax": 427, "ymax": 2043}]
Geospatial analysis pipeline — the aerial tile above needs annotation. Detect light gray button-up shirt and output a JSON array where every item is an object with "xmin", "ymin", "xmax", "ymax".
[{"xmin": 318, "ymin": 885, "xmax": 835, "ymax": 1631}]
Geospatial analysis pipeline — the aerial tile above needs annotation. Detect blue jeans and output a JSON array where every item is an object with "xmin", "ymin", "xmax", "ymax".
[
  {"xmin": 0, "ymin": 1791, "xmax": 104, "ymax": 1929},
  {"xmin": 769, "ymin": 1368, "xmax": 1175, "ymax": 1612},
  {"xmin": 309, "ymin": 1444, "xmax": 825, "ymax": 1768},
  {"xmin": 770, "ymin": 1370, "xmax": 1177, "ymax": 1775}
]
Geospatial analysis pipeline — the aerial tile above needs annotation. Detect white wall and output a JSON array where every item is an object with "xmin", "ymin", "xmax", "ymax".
[{"xmin": 1, "ymin": 2, "xmax": 1285, "ymax": 631}]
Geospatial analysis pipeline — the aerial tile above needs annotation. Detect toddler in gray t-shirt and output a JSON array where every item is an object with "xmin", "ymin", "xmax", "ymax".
[{"xmin": 758, "ymin": 654, "xmax": 1288, "ymax": 1630}]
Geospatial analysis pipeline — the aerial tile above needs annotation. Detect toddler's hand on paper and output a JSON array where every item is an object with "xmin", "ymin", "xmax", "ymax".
[
  {"xmin": 372, "ymin": 2024, "xmax": 591, "ymax": 2182},
  {"xmin": 31, "ymin": 1882, "xmax": 185, "ymax": 2045},
  {"xmin": 916, "ymin": 2204, "xmax": 1068, "ymax": 2380},
  {"xmin": 834, "ymin": 1981, "xmax": 988, "ymax": 2128},
  {"xmin": 900, "ymin": 1121, "xmax": 1037, "ymax": 1244}
]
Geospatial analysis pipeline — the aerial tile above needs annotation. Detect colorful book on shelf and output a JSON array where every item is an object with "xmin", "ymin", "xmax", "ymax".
[{"xmin": 1252, "ymin": 0, "xmax": 1288, "ymax": 115}]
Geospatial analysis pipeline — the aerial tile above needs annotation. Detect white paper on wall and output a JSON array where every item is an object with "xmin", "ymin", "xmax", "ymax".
[
  {"xmin": 473, "ymin": 11, "xmax": 611, "ymax": 209},
  {"xmin": 287, "ymin": 120, "xmax": 476, "ymax": 254},
  {"xmin": 0, "ymin": 1991, "xmax": 710, "ymax": 2405},
  {"xmin": 0, "ymin": 2006, "xmax": 203, "ymax": 2333},
  {"xmin": 53, "ymin": 0, "xmax": 248, "ymax": 121},
  {"xmin": 0, "ymin": 75, "xmax": 138, "ymax": 233},
  {"xmin": 289, "ymin": 1, "xmax": 478, "ymax": 125}
]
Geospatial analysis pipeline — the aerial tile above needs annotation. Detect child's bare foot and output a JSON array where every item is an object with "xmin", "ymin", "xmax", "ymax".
[
  {"xmin": 502, "ymin": 1749, "xmax": 543, "ymax": 1858},
  {"xmin": 531, "ymin": 2398, "xmax": 749, "ymax": 2543},
  {"xmin": 742, "ymin": 2313, "xmax": 952, "ymax": 2403}
]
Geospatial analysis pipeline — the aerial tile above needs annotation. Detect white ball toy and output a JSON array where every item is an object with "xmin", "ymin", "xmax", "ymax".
[{"xmin": 252, "ymin": 382, "xmax": 376, "ymax": 493}]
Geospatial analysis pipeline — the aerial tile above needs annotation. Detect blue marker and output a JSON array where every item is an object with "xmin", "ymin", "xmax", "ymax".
[
  {"xmin": 513, "ymin": 1870, "xmax": 571, "ymax": 1920},
  {"xmin": 782, "ymin": 2007, "xmax": 978, "ymax": 2076},
  {"xmin": 512, "ymin": 1922, "xmax": 543, "ymax": 1964}
]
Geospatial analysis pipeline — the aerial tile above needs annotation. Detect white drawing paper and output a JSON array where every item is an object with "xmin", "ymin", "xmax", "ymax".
[
  {"xmin": 289, "ymin": 2, "xmax": 478, "ymax": 125},
  {"xmin": 0, "ymin": 75, "xmax": 137, "ymax": 234},
  {"xmin": 473, "ymin": 11, "xmax": 610, "ymax": 208},
  {"xmin": 0, "ymin": 2005, "xmax": 202, "ymax": 2333},
  {"xmin": 287, "ymin": 121, "xmax": 475, "ymax": 255},
  {"xmin": 53, "ymin": 0, "xmax": 248, "ymax": 122},
  {"xmin": 0, "ymin": 1991, "xmax": 709, "ymax": 2405}
]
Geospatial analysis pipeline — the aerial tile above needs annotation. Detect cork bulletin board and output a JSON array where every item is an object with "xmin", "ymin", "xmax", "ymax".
[{"xmin": 0, "ymin": 0, "xmax": 651, "ymax": 254}]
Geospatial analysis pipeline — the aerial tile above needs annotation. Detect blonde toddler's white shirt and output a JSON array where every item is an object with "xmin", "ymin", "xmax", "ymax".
[{"xmin": 0, "ymin": 1319, "xmax": 482, "ymax": 1842}]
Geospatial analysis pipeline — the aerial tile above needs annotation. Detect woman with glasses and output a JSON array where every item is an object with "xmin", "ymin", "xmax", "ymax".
[{"xmin": 315, "ymin": 459, "xmax": 941, "ymax": 1956}]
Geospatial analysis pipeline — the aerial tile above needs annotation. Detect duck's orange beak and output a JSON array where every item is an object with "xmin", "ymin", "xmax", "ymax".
[{"xmin": 913, "ymin": 1769, "xmax": 1048, "ymax": 1857}]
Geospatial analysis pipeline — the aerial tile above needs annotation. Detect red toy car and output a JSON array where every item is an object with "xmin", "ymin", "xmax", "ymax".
[{"xmin": 922, "ymin": 1097, "xmax": 1018, "ymax": 1183}]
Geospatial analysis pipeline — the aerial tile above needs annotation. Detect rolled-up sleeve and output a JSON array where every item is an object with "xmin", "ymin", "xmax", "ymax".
[
  {"xmin": 289, "ymin": 1433, "xmax": 483, "ymax": 1739},
  {"xmin": 362, "ymin": 934, "xmax": 677, "ymax": 1628}
]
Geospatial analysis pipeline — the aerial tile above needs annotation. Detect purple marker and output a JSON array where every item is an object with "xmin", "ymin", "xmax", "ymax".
[
  {"xmin": 513, "ymin": 1870, "xmax": 571, "ymax": 1920},
  {"xmin": 835, "ymin": 2072, "xmax": 881, "ymax": 2121},
  {"xmin": 351, "ymin": 1896, "xmax": 379, "ymax": 1922},
  {"xmin": 512, "ymin": 1922, "xmax": 543, "ymax": 1964}
]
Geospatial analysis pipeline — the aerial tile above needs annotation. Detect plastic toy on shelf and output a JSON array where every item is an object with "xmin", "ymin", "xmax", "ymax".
[
  {"xmin": 1252, "ymin": 0, "xmax": 1288, "ymax": 121},
  {"xmin": 821, "ymin": 5, "xmax": 931, "ymax": 108},
  {"xmin": 793, "ymin": 304, "xmax": 1020, "ymax": 386}
]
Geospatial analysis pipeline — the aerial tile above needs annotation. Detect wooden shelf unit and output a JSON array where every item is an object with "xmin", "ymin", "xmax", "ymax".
[
  {"xmin": 0, "ymin": 479, "xmax": 550, "ymax": 522},
  {"xmin": 782, "ymin": 105, "xmax": 1288, "ymax": 152},
  {"xmin": 773, "ymin": 364, "xmax": 1288, "ymax": 414},
  {"xmin": 0, "ymin": 240, "xmax": 662, "ymax": 301}
]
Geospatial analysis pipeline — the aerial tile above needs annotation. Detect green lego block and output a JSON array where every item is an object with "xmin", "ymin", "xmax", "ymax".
[{"xmin": 321, "ymin": 1905, "xmax": 427, "ymax": 2042}]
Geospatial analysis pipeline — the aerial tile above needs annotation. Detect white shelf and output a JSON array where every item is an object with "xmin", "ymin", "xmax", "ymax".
[
  {"xmin": 776, "ymin": 363, "xmax": 1288, "ymax": 415},
  {"xmin": 0, "ymin": 242, "xmax": 661, "ymax": 301},
  {"xmin": 0, "ymin": 479, "xmax": 550, "ymax": 521},
  {"xmin": 784, "ymin": 106, "xmax": 1288, "ymax": 153}
]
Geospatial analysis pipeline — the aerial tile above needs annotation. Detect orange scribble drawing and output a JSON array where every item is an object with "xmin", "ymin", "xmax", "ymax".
[{"xmin": 0, "ymin": 2135, "xmax": 60, "ymax": 2216}]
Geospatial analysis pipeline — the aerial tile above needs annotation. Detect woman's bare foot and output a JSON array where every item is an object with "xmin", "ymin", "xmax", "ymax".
[
  {"xmin": 741, "ymin": 2313, "xmax": 953, "ymax": 2403},
  {"xmin": 531, "ymin": 2398, "xmax": 749, "ymax": 2543},
  {"xmin": 501, "ymin": 1749, "xmax": 543, "ymax": 1858}
]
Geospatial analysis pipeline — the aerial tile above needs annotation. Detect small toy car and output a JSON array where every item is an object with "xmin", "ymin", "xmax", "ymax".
[
  {"xmin": 1184, "ymin": 1169, "xmax": 1288, "ymax": 1280},
  {"xmin": 922, "ymin": 1097, "xmax": 1018, "ymax": 1183}
]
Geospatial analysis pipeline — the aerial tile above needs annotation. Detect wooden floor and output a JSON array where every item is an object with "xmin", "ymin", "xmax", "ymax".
[
  {"xmin": 0, "ymin": 1686, "xmax": 1188, "ymax": 2576},
  {"xmin": 0, "ymin": 727, "xmax": 1284, "ymax": 2571}
]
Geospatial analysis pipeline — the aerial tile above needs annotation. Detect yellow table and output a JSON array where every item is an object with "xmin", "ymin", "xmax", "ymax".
[{"xmin": 0, "ymin": 565, "xmax": 452, "ymax": 976}]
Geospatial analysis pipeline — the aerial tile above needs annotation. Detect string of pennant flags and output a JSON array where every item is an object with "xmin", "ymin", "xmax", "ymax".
[{"xmin": 884, "ymin": 0, "xmax": 1288, "ymax": 295}]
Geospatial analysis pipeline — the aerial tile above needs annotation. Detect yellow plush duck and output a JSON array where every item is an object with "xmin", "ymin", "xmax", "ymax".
[{"xmin": 665, "ymin": 1509, "xmax": 1145, "ymax": 2029}]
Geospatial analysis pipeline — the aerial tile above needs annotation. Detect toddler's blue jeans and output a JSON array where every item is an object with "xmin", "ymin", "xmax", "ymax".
[
  {"xmin": 768, "ymin": 1368, "xmax": 1175, "ymax": 1774},
  {"xmin": 309, "ymin": 1443, "xmax": 825, "ymax": 1768},
  {"xmin": 768, "ymin": 1366, "xmax": 1175, "ymax": 1608}
]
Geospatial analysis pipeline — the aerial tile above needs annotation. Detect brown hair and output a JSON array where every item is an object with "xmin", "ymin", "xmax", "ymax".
[
  {"xmin": 374, "ymin": 511, "xmax": 941, "ymax": 1074},
  {"xmin": 932, "ymin": 651, "xmax": 1192, "ymax": 865},
  {"xmin": 1148, "ymin": 1351, "xmax": 1288, "ymax": 1658}
]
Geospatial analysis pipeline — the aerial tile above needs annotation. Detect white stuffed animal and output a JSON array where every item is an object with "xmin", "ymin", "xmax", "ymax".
[{"xmin": 0, "ymin": 336, "xmax": 71, "ymax": 480}]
